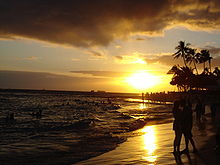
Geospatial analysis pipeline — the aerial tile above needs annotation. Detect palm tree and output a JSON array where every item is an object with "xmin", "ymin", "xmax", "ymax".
[
  {"xmin": 173, "ymin": 41, "xmax": 191, "ymax": 67},
  {"xmin": 168, "ymin": 65, "xmax": 194, "ymax": 91},
  {"xmin": 167, "ymin": 65, "xmax": 179, "ymax": 74},
  {"xmin": 186, "ymin": 48, "xmax": 199, "ymax": 74},
  {"xmin": 199, "ymin": 50, "xmax": 212, "ymax": 73},
  {"xmin": 208, "ymin": 54, "xmax": 212, "ymax": 73}
]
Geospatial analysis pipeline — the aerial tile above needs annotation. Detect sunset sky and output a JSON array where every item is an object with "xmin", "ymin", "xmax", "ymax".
[{"xmin": 0, "ymin": 0, "xmax": 220, "ymax": 93}]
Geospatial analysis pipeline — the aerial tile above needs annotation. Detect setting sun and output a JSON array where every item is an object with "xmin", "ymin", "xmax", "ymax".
[{"xmin": 126, "ymin": 71, "xmax": 160, "ymax": 91}]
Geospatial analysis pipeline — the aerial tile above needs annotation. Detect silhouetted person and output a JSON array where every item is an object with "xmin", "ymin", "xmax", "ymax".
[
  {"xmin": 216, "ymin": 126, "xmax": 220, "ymax": 154},
  {"xmin": 10, "ymin": 112, "xmax": 14, "ymax": 120},
  {"xmin": 195, "ymin": 99, "xmax": 202, "ymax": 123},
  {"xmin": 173, "ymin": 99, "xmax": 183, "ymax": 154},
  {"xmin": 142, "ymin": 92, "xmax": 144, "ymax": 102},
  {"xmin": 32, "ymin": 109, "xmax": 42, "ymax": 119},
  {"xmin": 211, "ymin": 103, "xmax": 217, "ymax": 121},
  {"xmin": 6, "ymin": 112, "xmax": 15, "ymax": 123},
  {"xmin": 201, "ymin": 101, "xmax": 206, "ymax": 121},
  {"xmin": 181, "ymin": 98, "xmax": 197, "ymax": 154},
  {"xmin": 214, "ymin": 103, "xmax": 220, "ymax": 155},
  {"xmin": 37, "ymin": 109, "xmax": 42, "ymax": 118}
]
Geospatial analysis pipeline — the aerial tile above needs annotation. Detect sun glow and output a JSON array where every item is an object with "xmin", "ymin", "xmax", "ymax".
[{"xmin": 126, "ymin": 71, "xmax": 160, "ymax": 91}]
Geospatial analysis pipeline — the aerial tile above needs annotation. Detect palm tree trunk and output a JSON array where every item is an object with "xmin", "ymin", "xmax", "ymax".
[
  {"xmin": 181, "ymin": 49, "xmax": 187, "ymax": 67},
  {"xmin": 193, "ymin": 61, "xmax": 198, "ymax": 74},
  {"xmin": 183, "ymin": 56, "xmax": 187, "ymax": 67},
  {"xmin": 209, "ymin": 60, "xmax": 211, "ymax": 73}
]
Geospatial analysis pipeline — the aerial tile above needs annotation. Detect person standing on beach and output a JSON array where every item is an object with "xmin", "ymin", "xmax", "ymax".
[
  {"xmin": 195, "ymin": 98, "xmax": 202, "ymax": 123},
  {"xmin": 172, "ymin": 99, "xmax": 183, "ymax": 153},
  {"xmin": 201, "ymin": 101, "xmax": 206, "ymax": 121},
  {"xmin": 181, "ymin": 97, "xmax": 197, "ymax": 153}
]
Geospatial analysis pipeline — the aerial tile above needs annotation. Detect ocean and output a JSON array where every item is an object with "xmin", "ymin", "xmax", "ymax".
[{"xmin": 0, "ymin": 89, "xmax": 173, "ymax": 164}]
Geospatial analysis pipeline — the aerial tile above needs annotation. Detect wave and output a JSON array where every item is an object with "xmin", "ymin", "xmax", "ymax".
[{"xmin": 0, "ymin": 90, "xmax": 174, "ymax": 164}]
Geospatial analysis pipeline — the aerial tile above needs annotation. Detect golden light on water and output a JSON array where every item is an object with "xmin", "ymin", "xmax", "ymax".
[
  {"xmin": 139, "ymin": 103, "xmax": 147, "ymax": 110},
  {"xmin": 141, "ymin": 125, "xmax": 158, "ymax": 164},
  {"xmin": 126, "ymin": 71, "xmax": 160, "ymax": 91}
]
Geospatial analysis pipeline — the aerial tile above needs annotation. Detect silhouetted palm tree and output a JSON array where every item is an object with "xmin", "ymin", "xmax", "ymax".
[
  {"xmin": 186, "ymin": 48, "xmax": 199, "ymax": 74},
  {"xmin": 169, "ymin": 65, "xmax": 194, "ymax": 91},
  {"xmin": 173, "ymin": 41, "xmax": 191, "ymax": 67},
  {"xmin": 169, "ymin": 41, "xmax": 220, "ymax": 91},
  {"xmin": 167, "ymin": 65, "xmax": 179, "ymax": 74},
  {"xmin": 198, "ymin": 50, "xmax": 212, "ymax": 73},
  {"xmin": 208, "ymin": 54, "xmax": 213, "ymax": 73}
]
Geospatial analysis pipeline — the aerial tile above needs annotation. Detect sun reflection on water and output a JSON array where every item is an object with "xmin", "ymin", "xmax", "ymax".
[
  {"xmin": 141, "ymin": 125, "xmax": 157, "ymax": 164},
  {"xmin": 139, "ymin": 103, "xmax": 147, "ymax": 110}
]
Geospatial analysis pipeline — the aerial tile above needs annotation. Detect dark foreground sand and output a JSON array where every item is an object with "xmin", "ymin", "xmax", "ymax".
[{"xmin": 77, "ymin": 108, "xmax": 220, "ymax": 165}]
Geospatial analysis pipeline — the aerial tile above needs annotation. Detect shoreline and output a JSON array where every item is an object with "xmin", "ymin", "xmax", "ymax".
[
  {"xmin": 68, "ymin": 118, "xmax": 175, "ymax": 164},
  {"xmin": 76, "ymin": 108, "xmax": 220, "ymax": 165},
  {"xmin": 0, "ymin": 109, "xmax": 218, "ymax": 165}
]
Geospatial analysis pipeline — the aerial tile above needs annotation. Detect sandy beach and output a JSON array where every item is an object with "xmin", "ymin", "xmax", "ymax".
[{"xmin": 77, "ymin": 109, "xmax": 220, "ymax": 165}]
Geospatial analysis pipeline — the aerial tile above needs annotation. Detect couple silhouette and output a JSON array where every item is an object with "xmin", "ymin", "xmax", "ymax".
[{"xmin": 173, "ymin": 97, "xmax": 197, "ymax": 155}]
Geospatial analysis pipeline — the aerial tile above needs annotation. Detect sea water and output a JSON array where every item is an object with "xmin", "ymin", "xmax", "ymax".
[{"xmin": 0, "ymin": 89, "xmax": 173, "ymax": 164}]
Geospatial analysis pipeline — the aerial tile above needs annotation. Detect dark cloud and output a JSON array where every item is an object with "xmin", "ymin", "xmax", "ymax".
[
  {"xmin": 87, "ymin": 50, "xmax": 105, "ymax": 57},
  {"xmin": 0, "ymin": 70, "xmax": 133, "ymax": 92},
  {"xmin": 136, "ymin": 37, "xmax": 145, "ymax": 41},
  {"xmin": 114, "ymin": 56, "xmax": 123, "ymax": 60},
  {"xmin": 0, "ymin": 0, "xmax": 220, "ymax": 47},
  {"xmin": 0, "ymin": 70, "xmax": 109, "ymax": 91}
]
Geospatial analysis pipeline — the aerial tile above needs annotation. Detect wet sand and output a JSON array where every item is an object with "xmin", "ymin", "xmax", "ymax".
[{"xmin": 77, "ymin": 113, "xmax": 220, "ymax": 165}]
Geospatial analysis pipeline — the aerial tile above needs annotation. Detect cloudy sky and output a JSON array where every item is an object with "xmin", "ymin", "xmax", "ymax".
[{"xmin": 0, "ymin": 0, "xmax": 220, "ymax": 92}]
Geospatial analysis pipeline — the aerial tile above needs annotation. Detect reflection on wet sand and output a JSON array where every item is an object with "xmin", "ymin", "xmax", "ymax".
[
  {"xmin": 77, "ymin": 123, "xmax": 208, "ymax": 165},
  {"xmin": 141, "ymin": 126, "xmax": 157, "ymax": 164}
]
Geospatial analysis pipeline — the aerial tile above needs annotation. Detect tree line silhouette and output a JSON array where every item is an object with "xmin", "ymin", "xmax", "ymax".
[{"xmin": 168, "ymin": 41, "xmax": 220, "ymax": 91}]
